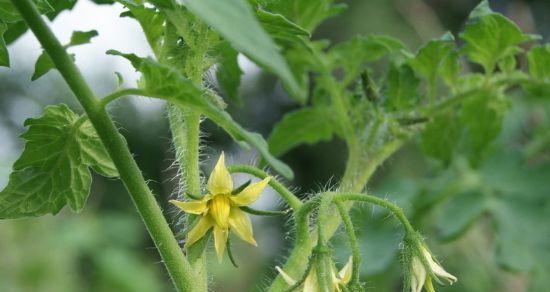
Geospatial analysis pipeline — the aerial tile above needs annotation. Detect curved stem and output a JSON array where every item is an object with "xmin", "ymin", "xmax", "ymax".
[
  {"xmin": 100, "ymin": 88, "xmax": 142, "ymax": 108},
  {"xmin": 228, "ymin": 165, "xmax": 303, "ymax": 210},
  {"xmin": 10, "ymin": 1, "xmax": 197, "ymax": 291},
  {"xmin": 335, "ymin": 200, "xmax": 361, "ymax": 287}
]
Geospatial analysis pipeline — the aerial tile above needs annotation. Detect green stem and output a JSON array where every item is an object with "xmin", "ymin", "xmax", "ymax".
[
  {"xmin": 100, "ymin": 88, "xmax": 143, "ymax": 108},
  {"xmin": 10, "ymin": 0, "xmax": 197, "ymax": 291},
  {"xmin": 335, "ymin": 201, "xmax": 361, "ymax": 288},
  {"xmin": 228, "ymin": 165, "xmax": 303, "ymax": 210},
  {"xmin": 316, "ymin": 193, "xmax": 336, "ymax": 292}
]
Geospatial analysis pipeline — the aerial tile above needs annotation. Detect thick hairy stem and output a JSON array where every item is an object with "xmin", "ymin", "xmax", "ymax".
[
  {"xmin": 227, "ymin": 165, "xmax": 303, "ymax": 210},
  {"xmin": 316, "ymin": 193, "xmax": 336, "ymax": 292},
  {"xmin": 10, "ymin": 0, "xmax": 197, "ymax": 291}
]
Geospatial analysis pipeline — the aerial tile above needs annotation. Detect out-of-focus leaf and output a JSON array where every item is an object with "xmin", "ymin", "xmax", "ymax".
[
  {"xmin": 409, "ymin": 32, "xmax": 456, "ymax": 87},
  {"xmin": 182, "ymin": 0, "xmax": 303, "ymax": 102},
  {"xmin": 436, "ymin": 190, "xmax": 488, "ymax": 240},
  {"xmin": 256, "ymin": 8, "xmax": 309, "ymax": 46},
  {"xmin": 66, "ymin": 30, "xmax": 98, "ymax": 47},
  {"xmin": 525, "ymin": 44, "xmax": 550, "ymax": 98},
  {"xmin": 268, "ymin": 106, "xmax": 335, "ymax": 156},
  {"xmin": 263, "ymin": 0, "xmax": 345, "ymax": 32},
  {"xmin": 384, "ymin": 63, "xmax": 419, "ymax": 110},
  {"xmin": 0, "ymin": 20, "xmax": 8, "ymax": 67},
  {"xmin": 0, "ymin": 104, "xmax": 118, "ymax": 219},
  {"xmin": 421, "ymin": 112, "xmax": 461, "ymax": 165},
  {"xmin": 460, "ymin": 1, "xmax": 533, "ymax": 73},
  {"xmin": 215, "ymin": 42, "xmax": 242, "ymax": 104},
  {"xmin": 330, "ymin": 34, "xmax": 408, "ymax": 85},
  {"xmin": 0, "ymin": 0, "xmax": 53, "ymax": 23},
  {"xmin": 461, "ymin": 91, "xmax": 508, "ymax": 167},
  {"xmin": 138, "ymin": 58, "xmax": 294, "ymax": 179}
]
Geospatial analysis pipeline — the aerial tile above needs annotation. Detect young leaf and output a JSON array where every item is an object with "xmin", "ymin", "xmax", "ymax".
[
  {"xmin": 460, "ymin": 91, "xmax": 508, "ymax": 167},
  {"xmin": 420, "ymin": 112, "xmax": 460, "ymax": 165},
  {"xmin": 384, "ymin": 63, "xmax": 419, "ymax": 110},
  {"xmin": 268, "ymin": 106, "xmax": 335, "ymax": 156},
  {"xmin": 263, "ymin": 0, "xmax": 345, "ymax": 32},
  {"xmin": 0, "ymin": 104, "xmax": 118, "ymax": 219},
  {"xmin": 106, "ymin": 49, "xmax": 143, "ymax": 69},
  {"xmin": 118, "ymin": 1, "xmax": 164, "ymax": 53},
  {"xmin": 215, "ymin": 42, "xmax": 243, "ymax": 104},
  {"xmin": 460, "ymin": 1, "xmax": 533, "ymax": 73},
  {"xmin": 138, "ymin": 59, "xmax": 294, "ymax": 179},
  {"xmin": 67, "ymin": 30, "xmax": 98, "ymax": 47},
  {"xmin": 31, "ymin": 52, "xmax": 55, "ymax": 81},
  {"xmin": 255, "ymin": 8, "xmax": 309, "ymax": 46},
  {"xmin": 330, "ymin": 34, "xmax": 408, "ymax": 85},
  {"xmin": 0, "ymin": 20, "xmax": 8, "ymax": 67},
  {"xmin": 182, "ymin": 0, "xmax": 304, "ymax": 103},
  {"xmin": 409, "ymin": 32, "xmax": 456, "ymax": 87}
]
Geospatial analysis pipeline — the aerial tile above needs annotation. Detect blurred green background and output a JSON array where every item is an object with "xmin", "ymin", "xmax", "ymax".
[{"xmin": 1, "ymin": 0, "xmax": 549, "ymax": 291}]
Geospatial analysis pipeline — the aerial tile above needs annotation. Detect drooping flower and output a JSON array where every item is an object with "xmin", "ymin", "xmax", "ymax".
[
  {"xmin": 276, "ymin": 256, "xmax": 353, "ymax": 292},
  {"xmin": 170, "ymin": 152, "xmax": 271, "ymax": 261},
  {"xmin": 410, "ymin": 247, "xmax": 457, "ymax": 292}
]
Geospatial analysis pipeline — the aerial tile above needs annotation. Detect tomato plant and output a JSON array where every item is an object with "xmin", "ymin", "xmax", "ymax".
[{"xmin": 0, "ymin": 0, "xmax": 549, "ymax": 291}]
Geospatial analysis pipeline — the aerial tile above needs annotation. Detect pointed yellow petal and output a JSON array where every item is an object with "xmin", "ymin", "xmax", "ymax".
[
  {"xmin": 303, "ymin": 266, "xmax": 319, "ymax": 292},
  {"xmin": 338, "ymin": 256, "xmax": 353, "ymax": 284},
  {"xmin": 185, "ymin": 216, "xmax": 213, "ymax": 248},
  {"xmin": 230, "ymin": 177, "xmax": 271, "ymax": 206},
  {"xmin": 170, "ymin": 199, "xmax": 208, "ymax": 215},
  {"xmin": 228, "ymin": 207, "xmax": 257, "ymax": 246},
  {"xmin": 213, "ymin": 225, "xmax": 228, "ymax": 262},
  {"xmin": 422, "ymin": 247, "xmax": 457, "ymax": 284},
  {"xmin": 210, "ymin": 195, "xmax": 231, "ymax": 229},
  {"xmin": 275, "ymin": 266, "xmax": 297, "ymax": 286},
  {"xmin": 207, "ymin": 152, "xmax": 233, "ymax": 195}
]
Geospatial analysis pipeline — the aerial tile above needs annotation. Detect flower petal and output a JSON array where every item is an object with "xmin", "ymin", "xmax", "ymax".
[
  {"xmin": 303, "ymin": 266, "xmax": 319, "ymax": 292},
  {"xmin": 338, "ymin": 256, "xmax": 353, "ymax": 284},
  {"xmin": 228, "ymin": 207, "xmax": 257, "ymax": 246},
  {"xmin": 422, "ymin": 247, "xmax": 457, "ymax": 284},
  {"xmin": 411, "ymin": 256, "xmax": 426, "ymax": 292},
  {"xmin": 230, "ymin": 177, "xmax": 271, "ymax": 206},
  {"xmin": 207, "ymin": 152, "xmax": 233, "ymax": 195},
  {"xmin": 210, "ymin": 195, "xmax": 231, "ymax": 229},
  {"xmin": 275, "ymin": 266, "xmax": 297, "ymax": 286},
  {"xmin": 185, "ymin": 215, "xmax": 213, "ymax": 248},
  {"xmin": 170, "ymin": 199, "xmax": 208, "ymax": 215},
  {"xmin": 213, "ymin": 225, "xmax": 228, "ymax": 262}
]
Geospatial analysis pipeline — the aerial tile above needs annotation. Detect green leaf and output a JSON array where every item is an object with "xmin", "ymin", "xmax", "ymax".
[
  {"xmin": 67, "ymin": 30, "xmax": 98, "ymax": 47},
  {"xmin": 183, "ymin": 0, "xmax": 303, "ymax": 103},
  {"xmin": 215, "ymin": 42, "xmax": 243, "ymax": 104},
  {"xmin": 330, "ymin": 34, "xmax": 408, "ymax": 85},
  {"xmin": 460, "ymin": 2, "xmax": 533, "ymax": 73},
  {"xmin": 31, "ymin": 52, "xmax": 55, "ymax": 81},
  {"xmin": 0, "ymin": 104, "xmax": 118, "ymax": 219},
  {"xmin": 0, "ymin": 0, "xmax": 53, "ymax": 22},
  {"xmin": 256, "ymin": 8, "xmax": 309, "ymax": 46},
  {"xmin": 384, "ymin": 63, "xmax": 419, "ymax": 110},
  {"xmin": 460, "ymin": 91, "xmax": 507, "ymax": 167},
  {"xmin": 525, "ymin": 44, "xmax": 550, "ymax": 98},
  {"xmin": 436, "ymin": 190, "xmax": 488, "ymax": 240},
  {"xmin": 106, "ymin": 49, "xmax": 143, "ymax": 69},
  {"xmin": 138, "ymin": 58, "xmax": 294, "ymax": 179},
  {"xmin": 268, "ymin": 106, "xmax": 335, "ymax": 157},
  {"xmin": 118, "ymin": 1, "xmax": 164, "ymax": 53},
  {"xmin": 409, "ymin": 32, "xmax": 456, "ymax": 86},
  {"xmin": 263, "ymin": 0, "xmax": 345, "ymax": 32},
  {"xmin": 0, "ymin": 20, "xmax": 8, "ymax": 67},
  {"xmin": 420, "ymin": 112, "xmax": 460, "ymax": 165}
]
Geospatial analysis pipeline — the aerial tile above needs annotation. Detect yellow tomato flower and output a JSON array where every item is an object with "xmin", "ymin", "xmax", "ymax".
[
  {"xmin": 170, "ymin": 152, "xmax": 271, "ymax": 262},
  {"xmin": 411, "ymin": 247, "xmax": 457, "ymax": 292},
  {"xmin": 276, "ymin": 256, "xmax": 353, "ymax": 292}
]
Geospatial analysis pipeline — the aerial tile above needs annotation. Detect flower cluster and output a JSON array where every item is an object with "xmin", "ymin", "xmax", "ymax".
[{"xmin": 276, "ymin": 256, "xmax": 353, "ymax": 292}]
